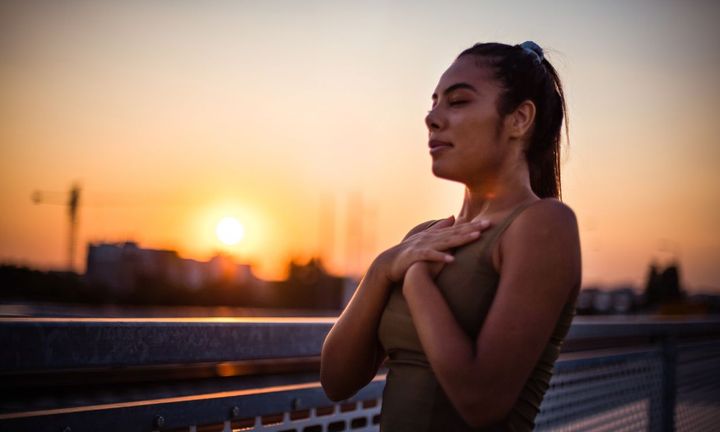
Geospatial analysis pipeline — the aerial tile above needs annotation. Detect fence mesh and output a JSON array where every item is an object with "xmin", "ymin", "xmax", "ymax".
[
  {"xmin": 157, "ymin": 342, "xmax": 720, "ymax": 431},
  {"xmin": 535, "ymin": 349, "xmax": 664, "ymax": 431},
  {"xmin": 6, "ymin": 338, "xmax": 720, "ymax": 431},
  {"xmin": 674, "ymin": 339, "xmax": 720, "ymax": 432}
]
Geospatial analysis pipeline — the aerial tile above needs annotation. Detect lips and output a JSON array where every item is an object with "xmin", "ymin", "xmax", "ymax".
[{"xmin": 429, "ymin": 139, "xmax": 453, "ymax": 155}]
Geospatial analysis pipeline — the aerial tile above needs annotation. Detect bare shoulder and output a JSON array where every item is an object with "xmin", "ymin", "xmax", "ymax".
[
  {"xmin": 497, "ymin": 198, "xmax": 580, "ymax": 272},
  {"xmin": 509, "ymin": 198, "xmax": 578, "ymax": 236}
]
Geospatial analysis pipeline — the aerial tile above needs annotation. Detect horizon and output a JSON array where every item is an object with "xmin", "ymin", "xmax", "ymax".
[{"xmin": 0, "ymin": 240, "xmax": 711, "ymax": 295}]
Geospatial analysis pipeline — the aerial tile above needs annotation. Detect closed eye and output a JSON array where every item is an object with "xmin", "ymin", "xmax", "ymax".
[{"xmin": 449, "ymin": 100, "xmax": 468, "ymax": 107}]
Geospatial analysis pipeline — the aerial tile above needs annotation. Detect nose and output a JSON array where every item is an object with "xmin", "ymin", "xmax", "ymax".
[{"xmin": 425, "ymin": 106, "xmax": 442, "ymax": 131}]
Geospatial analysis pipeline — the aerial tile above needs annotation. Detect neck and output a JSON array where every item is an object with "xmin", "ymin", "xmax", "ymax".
[{"xmin": 456, "ymin": 167, "xmax": 536, "ymax": 223}]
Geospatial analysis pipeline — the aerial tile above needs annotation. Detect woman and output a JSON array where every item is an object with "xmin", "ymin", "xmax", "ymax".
[{"xmin": 320, "ymin": 41, "xmax": 581, "ymax": 431}]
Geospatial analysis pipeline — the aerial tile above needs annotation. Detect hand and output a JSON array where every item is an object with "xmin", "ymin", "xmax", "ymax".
[{"xmin": 377, "ymin": 216, "xmax": 490, "ymax": 283}]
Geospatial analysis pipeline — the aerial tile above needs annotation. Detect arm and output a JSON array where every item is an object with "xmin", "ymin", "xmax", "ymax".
[
  {"xmin": 402, "ymin": 199, "xmax": 581, "ymax": 427},
  {"xmin": 320, "ymin": 257, "xmax": 393, "ymax": 402},
  {"xmin": 320, "ymin": 217, "xmax": 490, "ymax": 401}
]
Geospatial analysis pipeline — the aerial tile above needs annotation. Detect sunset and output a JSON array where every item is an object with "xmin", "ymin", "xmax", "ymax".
[
  {"xmin": 1, "ymin": 1, "xmax": 720, "ymax": 430},
  {"xmin": 1, "ymin": 1, "xmax": 718, "ymax": 290},
  {"xmin": 216, "ymin": 216, "xmax": 245, "ymax": 246}
]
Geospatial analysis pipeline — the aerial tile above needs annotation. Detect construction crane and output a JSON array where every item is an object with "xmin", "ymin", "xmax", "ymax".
[{"xmin": 31, "ymin": 183, "xmax": 81, "ymax": 272}]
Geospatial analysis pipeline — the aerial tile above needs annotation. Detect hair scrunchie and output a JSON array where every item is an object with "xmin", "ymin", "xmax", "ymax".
[{"xmin": 518, "ymin": 41, "xmax": 544, "ymax": 65}]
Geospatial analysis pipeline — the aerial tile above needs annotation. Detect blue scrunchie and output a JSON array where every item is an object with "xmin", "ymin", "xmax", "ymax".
[{"xmin": 519, "ymin": 41, "xmax": 544, "ymax": 65}]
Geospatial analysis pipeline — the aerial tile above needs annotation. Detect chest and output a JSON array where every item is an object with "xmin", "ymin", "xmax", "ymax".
[{"xmin": 433, "ymin": 236, "xmax": 501, "ymax": 337}]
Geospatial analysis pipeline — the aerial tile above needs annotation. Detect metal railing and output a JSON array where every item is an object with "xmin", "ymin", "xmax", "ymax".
[{"xmin": 1, "ymin": 315, "xmax": 719, "ymax": 431}]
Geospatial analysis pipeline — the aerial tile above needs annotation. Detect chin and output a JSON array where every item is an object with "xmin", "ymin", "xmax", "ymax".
[{"xmin": 431, "ymin": 160, "xmax": 465, "ymax": 183}]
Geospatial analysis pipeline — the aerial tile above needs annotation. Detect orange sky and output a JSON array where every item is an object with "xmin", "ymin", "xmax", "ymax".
[{"xmin": 1, "ymin": 1, "xmax": 719, "ymax": 291}]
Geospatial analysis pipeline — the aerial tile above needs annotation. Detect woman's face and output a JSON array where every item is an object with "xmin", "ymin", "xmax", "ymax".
[{"xmin": 425, "ymin": 55, "xmax": 513, "ymax": 185}]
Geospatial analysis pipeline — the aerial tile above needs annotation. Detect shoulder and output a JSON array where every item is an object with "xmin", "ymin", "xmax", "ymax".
[
  {"xmin": 499, "ymin": 198, "xmax": 581, "ymax": 276},
  {"xmin": 498, "ymin": 198, "xmax": 582, "ymax": 294},
  {"xmin": 511, "ymin": 198, "xmax": 578, "ymax": 234}
]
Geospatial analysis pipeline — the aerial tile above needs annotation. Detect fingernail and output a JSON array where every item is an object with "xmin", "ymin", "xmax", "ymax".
[{"xmin": 444, "ymin": 255, "xmax": 454, "ymax": 262}]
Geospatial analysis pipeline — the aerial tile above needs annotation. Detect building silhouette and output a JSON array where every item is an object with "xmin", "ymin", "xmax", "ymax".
[
  {"xmin": 84, "ymin": 242, "xmax": 355, "ymax": 310},
  {"xmin": 644, "ymin": 261, "xmax": 685, "ymax": 307}
]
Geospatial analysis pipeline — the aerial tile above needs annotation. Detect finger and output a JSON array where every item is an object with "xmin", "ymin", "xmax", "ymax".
[
  {"xmin": 433, "ymin": 230, "xmax": 483, "ymax": 249},
  {"xmin": 433, "ymin": 219, "xmax": 490, "ymax": 236},
  {"xmin": 416, "ymin": 249, "xmax": 455, "ymax": 263},
  {"xmin": 474, "ymin": 219, "xmax": 491, "ymax": 230},
  {"xmin": 456, "ymin": 219, "xmax": 490, "ymax": 232},
  {"xmin": 427, "ymin": 215, "xmax": 454, "ymax": 231},
  {"xmin": 415, "ymin": 219, "xmax": 490, "ymax": 248}
]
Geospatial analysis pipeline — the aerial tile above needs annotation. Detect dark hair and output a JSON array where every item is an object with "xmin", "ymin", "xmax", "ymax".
[{"xmin": 457, "ymin": 42, "xmax": 568, "ymax": 199}]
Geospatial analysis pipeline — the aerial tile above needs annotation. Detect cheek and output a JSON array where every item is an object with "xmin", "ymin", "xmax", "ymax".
[
  {"xmin": 453, "ymin": 113, "xmax": 499, "ymax": 153},
  {"xmin": 452, "ymin": 103, "xmax": 499, "ymax": 135}
]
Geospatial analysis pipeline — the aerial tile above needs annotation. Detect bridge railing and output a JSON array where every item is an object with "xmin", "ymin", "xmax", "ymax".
[{"xmin": 1, "ymin": 315, "xmax": 719, "ymax": 431}]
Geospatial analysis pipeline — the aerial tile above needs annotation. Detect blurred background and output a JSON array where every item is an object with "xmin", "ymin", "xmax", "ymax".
[{"xmin": 1, "ymin": 0, "xmax": 719, "ymax": 317}]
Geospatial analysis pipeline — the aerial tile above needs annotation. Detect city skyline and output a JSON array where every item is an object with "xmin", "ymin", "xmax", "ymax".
[{"xmin": 1, "ymin": 1, "xmax": 719, "ymax": 291}]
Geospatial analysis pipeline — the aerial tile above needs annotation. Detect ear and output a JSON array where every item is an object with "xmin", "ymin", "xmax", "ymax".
[{"xmin": 505, "ymin": 100, "xmax": 536, "ymax": 140}]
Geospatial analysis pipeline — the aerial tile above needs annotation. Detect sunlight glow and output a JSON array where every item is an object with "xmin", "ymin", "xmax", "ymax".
[{"xmin": 215, "ymin": 217, "xmax": 245, "ymax": 245}]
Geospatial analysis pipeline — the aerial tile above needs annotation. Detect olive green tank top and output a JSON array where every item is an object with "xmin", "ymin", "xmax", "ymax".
[{"xmin": 377, "ymin": 200, "xmax": 578, "ymax": 431}]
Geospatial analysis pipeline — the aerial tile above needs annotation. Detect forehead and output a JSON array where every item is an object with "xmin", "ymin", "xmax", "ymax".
[{"xmin": 433, "ymin": 55, "xmax": 500, "ymax": 97}]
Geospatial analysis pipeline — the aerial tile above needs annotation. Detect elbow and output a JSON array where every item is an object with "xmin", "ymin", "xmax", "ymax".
[
  {"xmin": 319, "ymin": 358, "xmax": 356, "ymax": 402},
  {"xmin": 323, "ymin": 387, "xmax": 352, "ymax": 403},
  {"xmin": 320, "ymin": 371, "xmax": 355, "ymax": 402},
  {"xmin": 321, "ymin": 383, "xmax": 344, "ymax": 402},
  {"xmin": 320, "ymin": 334, "xmax": 383, "ymax": 402},
  {"xmin": 320, "ymin": 340, "xmax": 341, "ymax": 401},
  {"xmin": 320, "ymin": 367, "xmax": 349, "ymax": 402}
]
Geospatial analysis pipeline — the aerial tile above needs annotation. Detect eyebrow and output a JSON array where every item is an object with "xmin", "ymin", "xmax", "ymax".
[{"xmin": 432, "ymin": 82, "xmax": 478, "ymax": 100}]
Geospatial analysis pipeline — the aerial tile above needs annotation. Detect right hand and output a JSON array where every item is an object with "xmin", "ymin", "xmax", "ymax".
[{"xmin": 378, "ymin": 216, "xmax": 491, "ymax": 282}]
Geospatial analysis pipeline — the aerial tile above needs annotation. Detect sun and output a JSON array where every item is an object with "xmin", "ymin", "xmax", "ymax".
[{"xmin": 215, "ymin": 217, "xmax": 245, "ymax": 245}]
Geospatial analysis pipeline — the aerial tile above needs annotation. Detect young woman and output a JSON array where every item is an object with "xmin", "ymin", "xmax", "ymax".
[{"xmin": 320, "ymin": 41, "xmax": 581, "ymax": 431}]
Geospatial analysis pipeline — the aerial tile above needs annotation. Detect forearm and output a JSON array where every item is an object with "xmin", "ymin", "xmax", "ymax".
[
  {"xmin": 320, "ymin": 256, "xmax": 392, "ymax": 400},
  {"xmin": 403, "ymin": 266, "xmax": 475, "ymax": 383},
  {"xmin": 403, "ymin": 265, "xmax": 503, "ymax": 425}
]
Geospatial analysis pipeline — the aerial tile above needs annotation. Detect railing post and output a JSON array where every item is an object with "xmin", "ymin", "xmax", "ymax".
[{"xmin": 653, "ymin": 336, "xmax": 676, "ymax": 432}]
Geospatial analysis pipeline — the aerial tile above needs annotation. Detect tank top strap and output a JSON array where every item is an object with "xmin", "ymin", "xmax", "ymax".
[{"xmin": 478, "ymin": 198, "xmax": 545, "ymax": 261}]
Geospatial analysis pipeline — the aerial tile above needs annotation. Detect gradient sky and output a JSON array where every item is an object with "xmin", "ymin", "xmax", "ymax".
[{"xmin": 1, "ymin": 0, "xmax": 719, "ymax": 291}]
